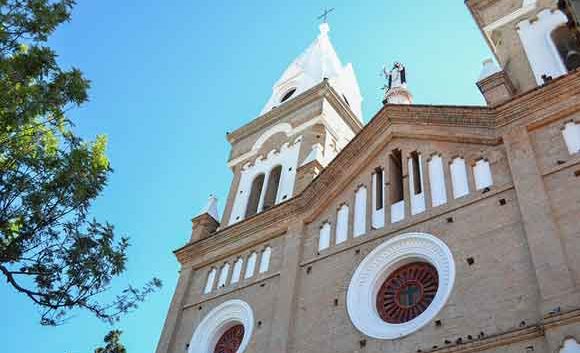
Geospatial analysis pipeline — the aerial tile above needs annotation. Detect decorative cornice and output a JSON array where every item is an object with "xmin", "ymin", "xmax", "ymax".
[
  {"xmin": 423, "ymin": 309, "xmax": 580, "ymax": 353},
  {"xmin": 495, "ymin": 69, "xmax": 580, "ymax": 127},
  {"xmin": 174, "ymin": 71, "xmax": 580, "ymax": 266},
  {"xmin": 226, "ymin": 80, "xmax": 362, "ymax": 146}
]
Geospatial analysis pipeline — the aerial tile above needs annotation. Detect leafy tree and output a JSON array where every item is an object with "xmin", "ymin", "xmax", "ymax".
[
  {"xmin": 94, "ymin": 330, "xmax": 127, "ymax": 353},
  {"xmin": 0, "ymin": 0, "xmax": 161, "ymax": 325}
]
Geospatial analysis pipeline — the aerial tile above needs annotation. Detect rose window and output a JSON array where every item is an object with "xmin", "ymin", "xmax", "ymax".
[
  {"xmin": 376, "ymin": 262, "xmax": 439, "ymax": 324},
  {"xmin": 214, "ymin": 325, "xmax": 245, "ymax": 353}
]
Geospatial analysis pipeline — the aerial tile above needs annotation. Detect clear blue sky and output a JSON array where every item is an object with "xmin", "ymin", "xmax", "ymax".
[{"xmin": 0, "ymin": 1, "xmax": 491, "ymax": 352}]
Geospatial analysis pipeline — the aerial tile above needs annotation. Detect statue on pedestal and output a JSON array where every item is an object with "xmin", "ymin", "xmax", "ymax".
[
  {"xmin": 383, "ymin": 62, "xmax": 407, "ymax": 90},
  {"xmin": 381, "ymin": 61, "xmax": 412, "ymax": 105}
]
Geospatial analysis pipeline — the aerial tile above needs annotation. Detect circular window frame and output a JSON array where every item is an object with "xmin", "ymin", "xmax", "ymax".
[
  {"xmin": 376, "ymin": 261, "xmax": 439, "ymax": 324},
  {"xmin": 189, "ymin": 299, "xmax": 254, "ymax": 353},
  {"xmin": 346, "ymin": 232, "xmax": 455, "ymax": 340}
]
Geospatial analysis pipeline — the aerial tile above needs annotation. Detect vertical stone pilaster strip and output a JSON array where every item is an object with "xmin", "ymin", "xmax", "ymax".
[
  {"xmin": 466, "ymin": 158, "xmax": 477, "ymax": 194},
  {"xmin": 155, "ymin": 266, "xmax": 195, "ymax": 353},
  {"xmin": 442, "ymin": 155, "xmax": 454, "ymax": 203},
  {"xmin": 422, "ymin": 152, "xmax": 432, "ymax": 211},
  {"xmin": 402, "ymin": 150, "xmax": 411, "ymax": 219},
  {"xmin": 504, "ymin": 127, "xmax": 577, "ymax": 312},
  {"xmin": 222, "ymin": 164, "xmax": 243, "ymax": 225},
  {"xmin": 268, "ymin": 223, "xmax": 304, "ymax": 353}
]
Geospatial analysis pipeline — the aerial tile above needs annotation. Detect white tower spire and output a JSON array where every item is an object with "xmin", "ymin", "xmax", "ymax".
[{"xmin": 260, "ymin": 22, "xmax": 363, "ymax": 120}]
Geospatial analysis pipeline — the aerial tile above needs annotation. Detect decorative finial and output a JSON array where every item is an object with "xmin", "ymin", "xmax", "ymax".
[
  {"xmin": 381, "ymin": 61, "xmax": 413, "ymax": 105},
  {"xmin": 478, "ymin": 58, "xmax": 500, "ymax": 80},
  {"xmin": 200, "ymin": 194, "xmax": 219, "ymax": 221}
]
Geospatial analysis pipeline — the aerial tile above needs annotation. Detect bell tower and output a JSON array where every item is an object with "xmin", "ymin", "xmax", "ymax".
[
  {"xmin": 221, "ymin": 22, "xmax": 364, "ymax": 227},
  {"xmin": 467, "ymin": 0, "xmax": 580, "ymax": 97}
]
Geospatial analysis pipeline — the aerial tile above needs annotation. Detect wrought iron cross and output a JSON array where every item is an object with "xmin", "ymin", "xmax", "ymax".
[{"xmin": 317, "ymin": 7, "xmax": 335, "ymax": 23}]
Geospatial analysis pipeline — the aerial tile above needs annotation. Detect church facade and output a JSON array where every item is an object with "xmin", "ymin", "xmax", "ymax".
[{"xmin": 156, "ymin": 1, "xmax": 580, "ymax": 353}]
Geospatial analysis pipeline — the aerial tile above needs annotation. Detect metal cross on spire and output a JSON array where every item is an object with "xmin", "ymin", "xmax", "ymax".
[{"xmin": 317, "ymin": 7, "xmax": 335, "ymax": 23}]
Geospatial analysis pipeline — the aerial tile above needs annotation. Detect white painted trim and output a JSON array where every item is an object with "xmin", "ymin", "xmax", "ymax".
[
  {"xmin": 390, "ymin": 200, "xmax": 405, "ymax": 223},
  {"xmin": 483, "ymin": 0, "xmax": 537, "ymax": 33},
  {"xmin": 561, "ymin": 338, "xmax": 580, "ymax": 353},
  {"xmin": 251, "ymin": 123, "xmax": 293, "ymax": 152},
  {"xmin": 517, "ymin": 9, "xmax": 568, "ymax": 85},
  {"xmin": 229, "ymin": 140, "xmax": 301, "ymax": 225},
  {"xmin": 259, "ymin": 247, "xmax": 271, "ymax": 274},
  {"xmin": 188, "ymin": 299, "xmax": 255, "ymax": 353},
  {"xmin": 428, "ymin": 155, "xmax": 447, "ymax": 207},
  {"xmin": 203, "ymin": 268, "xmax": 217, "ymax": 294},
  {"xmin": 335, "ymin": 204, "xmax": 349, "ymax": 244},
  {"xmin": 450, "ymin": 157, "xmax": 470, "ymax": 199},
  {"xmin": 347, "ymin": 233, "xmax": 456, "ymax": 340},
  {"xmin": 228, "ymin": 117, "xmax": 322, "ymax": 168},
  {"xmin": 318, "ymin": 222, "xmax": 331, "ymax": 251},
  {"xmin": 409, "ymin": 154, "xmax": 426, "ymax": 215},
  {"xmin": 473, "ymin": 159, "xmax": 494, "ymax": 190},
  {"xmin": 244, "ymin": 252, "xmax": 257, "ymax": 279},
  {"xmin": 563, "ymin": 121, "xmax": 580, "ymax": 154},
  {"xmin": 217, "ymin": 263, "xmax": 230, "ymax": 289},
  {"xmin": 231, "ymin": 258, "xmax": 243, "ymax": 284},
  {"xmin": 355, "ymin": 186, "xmax": 368, "ymax": 237},
  {"xmin": 371, "ymin": 171, "xmax": 385, "ymax": 229}
]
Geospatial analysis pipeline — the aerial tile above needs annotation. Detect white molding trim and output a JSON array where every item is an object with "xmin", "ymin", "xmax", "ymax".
[
  {"xmin": 251, "ymin": 123, "xmax": 293, "ymax": 152},
  {"xmin": 227, "ymin": 117, "xmax": 322, "ymax": 168},
  {"xmin": 560, "ymin": 338, "xmax": 580, "ymax": 353},
  {"xmin": 517, "ymin": 8, "xmax": 568, "ymax": 84},
  {"xmin": 346, "ymin": 232, "xmax": 456, "ymax": 340},
  {"xmin": 483, "ymin": 0, "xmax": 537, "ymax": 33},
  {"xmin": 188, "ymin": 299, "xmax": 255, "ymax": 353}
]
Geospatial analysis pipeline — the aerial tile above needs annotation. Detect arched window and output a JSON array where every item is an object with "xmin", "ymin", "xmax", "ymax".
[
  {"xmin": 246, "ymin": 173, "xmax": 265, "ymax": 218},
  {"xmin": 217, "ymin": 263, "xmax": 230, "ymax": 288},
  {"xmin": 280, "ymin": 88, "xmax": 296, "ymax": 103},
  {"xmin": 231, "ymin": 258, "xmax": 243, "ymax": 284},
  {"xmin": 262, "ymin": 165, "xmax": 282, "ymax": 210},
  {"xmin": 563, "ymin": 121, "xmax": 580, "ymax": 154},
  {"xmin": 428, "ymin": 155, "xmax": 447, "ymax": 207},
  {"xmin": 259, "ymin": 247, "xmax": 272, "ymax": 273},
  {"xmin": 204, "ymin": 268, "xmax": 217, "ymax": 294},
  {"xmin": 473, "ymin": 159, "xmax": 493, "ymax": 190},
  {"xmin": 450, "ymin": 157, "xmax": 469, "ymax": 199},
  {"xmin": 552, "ymin": 25, "xmax": 580, "ymax": 72},
  {"xmin": 318, "ymin": 222, "xmax": 331, "ymax": 251},
  {"xmin": 244, "ymin": 252, "xmax": 257, "ymax": 279},
  {"xmin": 354, "ymin": 186, "xmax": 367, "ymax": 237},
  {"xmin": 336, "ymin": 204, "xmax": 349, "ymax": 245}
]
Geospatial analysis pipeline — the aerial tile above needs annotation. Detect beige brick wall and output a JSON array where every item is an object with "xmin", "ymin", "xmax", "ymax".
[{"xmin": 158, "ymin": 61, "xmax": 580, "ymax": 353}]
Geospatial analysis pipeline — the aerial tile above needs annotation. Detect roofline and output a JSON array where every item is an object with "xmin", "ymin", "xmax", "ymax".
[
  {"xmin": 174, "ymin": 70, "xmax": 580, "ymax": 266},
  {"xmin": 226, "ymin": 80, "xmax": 362, "ymax": 146}
]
